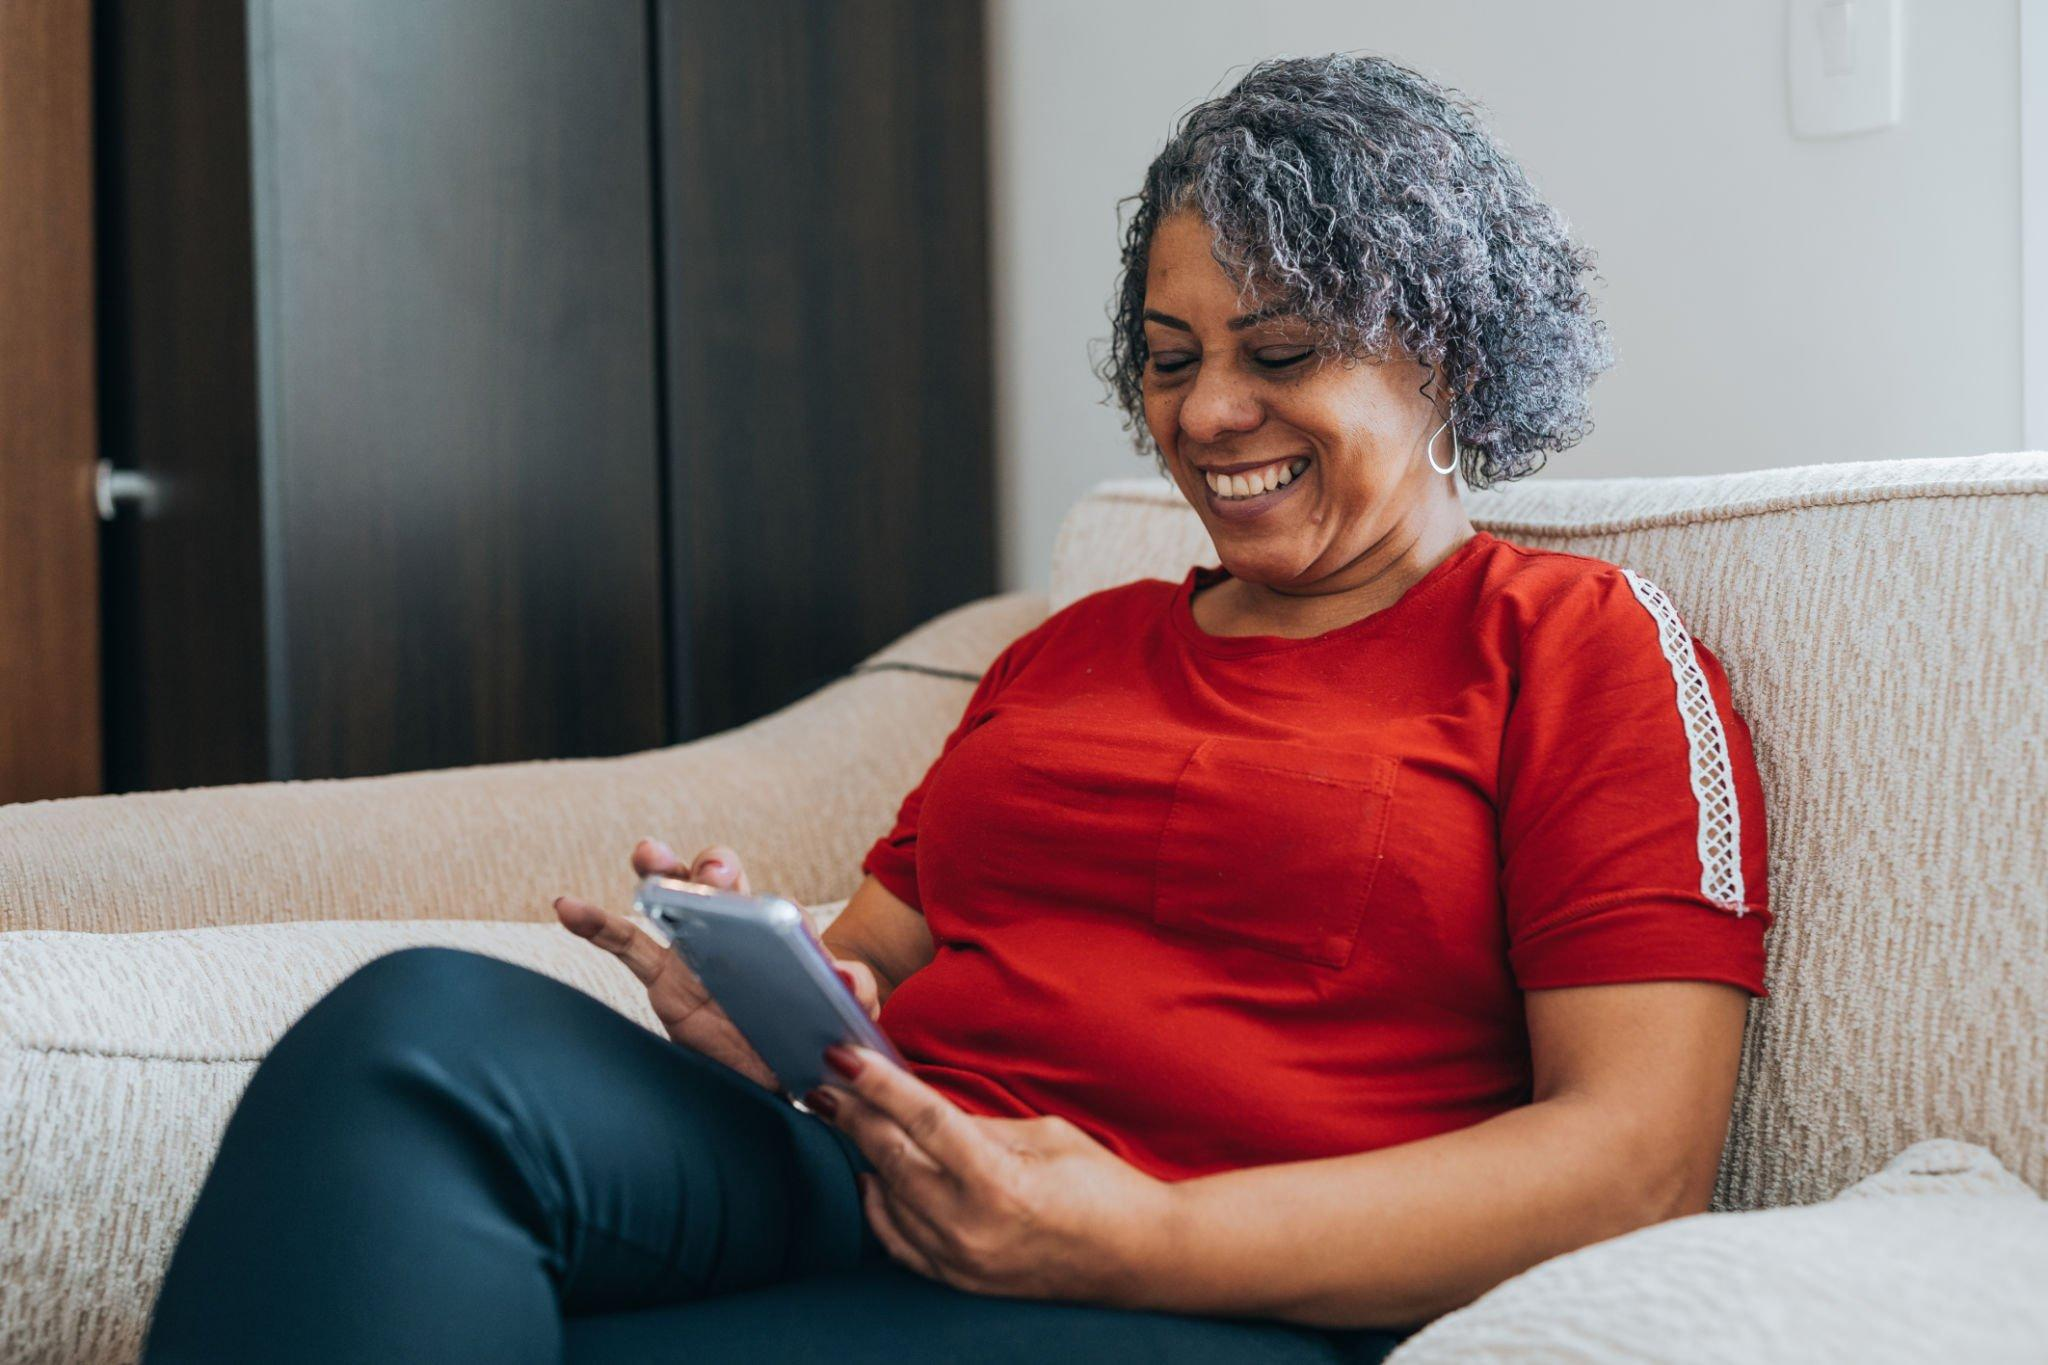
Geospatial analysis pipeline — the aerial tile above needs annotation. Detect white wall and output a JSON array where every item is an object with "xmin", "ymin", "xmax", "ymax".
[{"xmin": 988, "ymin": 0, "xmax": 2022, "ymax": 590}]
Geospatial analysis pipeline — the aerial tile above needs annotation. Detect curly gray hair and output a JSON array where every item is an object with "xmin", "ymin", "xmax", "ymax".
[{"xmin": 1097, "ymin": 53, "xmax": 1614, "ymax": 489}]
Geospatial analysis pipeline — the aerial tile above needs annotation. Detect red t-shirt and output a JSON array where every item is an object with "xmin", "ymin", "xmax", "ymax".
[{"xmin": 862, "ymin": 530, "xmax": 1772, "ymax": 1182}]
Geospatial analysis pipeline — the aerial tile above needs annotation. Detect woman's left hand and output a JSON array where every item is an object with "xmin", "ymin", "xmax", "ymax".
[{"xmin": 810, "ymin": 1045, "xmax": 1179, "ymax": 1305}]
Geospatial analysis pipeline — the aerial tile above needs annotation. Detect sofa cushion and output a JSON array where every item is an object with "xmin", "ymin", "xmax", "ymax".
[
  {"xmin": 1048, "ymin": 454, "xmax": 2048, "ymax": 1210},
  {"xmin": 0, "ymin": 911, "xmax": 843, "ymax": 1364},
  {"xmin": 1386, "ymin": 1140, "xmax": 2048, "ymax": 1364}
]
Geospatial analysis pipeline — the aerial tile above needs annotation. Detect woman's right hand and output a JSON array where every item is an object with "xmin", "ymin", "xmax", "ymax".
[{"xmin": 552, "ymin": 839, "xmax": 882, "ymax": 1093}]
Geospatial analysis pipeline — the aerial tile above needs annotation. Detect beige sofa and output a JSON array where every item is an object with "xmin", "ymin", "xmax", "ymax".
[{"xmin": 4, "ymin": 453, "xmax": 2045, "ymax": 1362}]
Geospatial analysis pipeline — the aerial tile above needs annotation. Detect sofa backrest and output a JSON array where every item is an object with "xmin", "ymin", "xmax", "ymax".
[{"xmin": 1048, "ymin": 452, "xmax": 2048, "ymax": 1210}]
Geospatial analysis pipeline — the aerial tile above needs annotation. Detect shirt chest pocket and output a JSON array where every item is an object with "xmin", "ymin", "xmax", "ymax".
[{"xmin": 1150, "ymin": 738, "xmax": 1401, "ymax": 969}]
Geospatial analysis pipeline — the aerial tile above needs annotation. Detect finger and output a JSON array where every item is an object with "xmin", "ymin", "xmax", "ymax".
[
  {"xmin": 826, "ymin": 1090, "xmax": 994, "ymax": 1256},
  {"xmin": 553, "ymin": 894, "xmax": 609, "ymax": 938},
  {"xmin": 859, "ymin": 1163, "xmax": 957, "ymax": 1268},
  {"xmin": 833, "ymin": 959, "xmax": 883, "ymax": 1019},
  {"xmin": 691, "ymin": 845, "xmax": 753, "ymax": 896},
  {"xmin": 631, "ymin": 837, "xmax": 688, "ymax": 878},
  {"xmin": 553, "ymin": 895, "xmax": 697, "ymax": 993},
  {"xmin": 827, "ymin": 1082, "xmax": 949, "ymax": 1184},
  {"xmin": 860, "ymin": 1173, "xmax": 945, "ymax": 1282},
  {"xmin": 829, "ymin": 1045, "xmax": 999, "ymax": 1185}
]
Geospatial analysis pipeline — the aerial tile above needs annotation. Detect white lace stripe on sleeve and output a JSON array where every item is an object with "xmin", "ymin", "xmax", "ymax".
[{"xmin": 1619, "ymin": 569, "xmax": 1749, "ymax": 915}]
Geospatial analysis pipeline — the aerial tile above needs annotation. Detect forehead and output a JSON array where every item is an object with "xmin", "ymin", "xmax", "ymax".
[
  {"xmin": 1146, "ymin": 214, "xmax": 1238, "ymax": 291},
  {"xmin": 1143, "ymin": 213, "xmax": 1282, "ymax": 320}
]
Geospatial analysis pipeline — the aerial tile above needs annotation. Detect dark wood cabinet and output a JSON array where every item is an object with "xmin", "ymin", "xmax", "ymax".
[
  {"xmin": 92, "ymin": 0, "xmax": 993, "ymax": 791},
  {"xmin": 658, "ymin": 0, "xmax": 995, "ymax": 736}
]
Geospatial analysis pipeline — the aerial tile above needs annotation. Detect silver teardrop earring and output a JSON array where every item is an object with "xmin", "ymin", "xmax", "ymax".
[{"xmin": 1426, "ymin": 416, "xmax": 1462, "ymax": 477}]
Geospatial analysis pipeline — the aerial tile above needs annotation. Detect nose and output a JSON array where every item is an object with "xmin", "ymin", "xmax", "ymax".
[{"xmin": 1175, "ymin": 361, "xmax": 1264, "ymax": 446}]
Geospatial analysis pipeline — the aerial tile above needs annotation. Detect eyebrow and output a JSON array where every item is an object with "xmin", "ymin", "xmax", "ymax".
[{"xmin": 1142, "ymin": 306, "xmax": 1291, "ymax": 333}]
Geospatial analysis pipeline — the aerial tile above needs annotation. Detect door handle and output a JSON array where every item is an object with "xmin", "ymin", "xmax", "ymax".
[{"xmin": 95, "ymin": 459, "xmax": 160, "ymax": 521}]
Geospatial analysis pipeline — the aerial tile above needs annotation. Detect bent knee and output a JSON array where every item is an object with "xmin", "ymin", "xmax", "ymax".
[
  {"xmin": 341, "ymin": 944, "xmax": 535, "ymax": 997},
  {"xmin": 236, "ymin": 948, "xmax": 587, "ymax": 1142},
  {"xmin": 331, "ymin": 943, "xmax": 536, "ymax": 1004},
  {"xmin": 289, "ymin": 947, "xmax": 559, "ymax": 1058}
]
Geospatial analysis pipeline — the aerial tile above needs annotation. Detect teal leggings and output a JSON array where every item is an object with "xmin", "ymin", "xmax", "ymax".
[{"xmin": 144, "ymin": 948, "xmax": 1410, "ymax": 1363}]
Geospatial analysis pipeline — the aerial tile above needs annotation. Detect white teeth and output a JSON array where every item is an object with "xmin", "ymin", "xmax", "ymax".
[{"xmin": 1205, "ymin": 458, "xmax": 1309, "ymax": 499}]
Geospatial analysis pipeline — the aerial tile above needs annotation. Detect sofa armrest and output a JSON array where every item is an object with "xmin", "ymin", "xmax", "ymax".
[
  {"xmin": 0, "ymin": 917, "xmax": 796, "ymax": 1363},
  {"xmin": 0, "ymin": 591, "xmax": 1048, "ymax": 934}
]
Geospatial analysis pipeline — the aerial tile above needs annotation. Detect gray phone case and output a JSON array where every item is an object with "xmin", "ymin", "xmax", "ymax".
[{"xmin": 633, "ymin": 875, "xmax": 906, "ymax": 1104}]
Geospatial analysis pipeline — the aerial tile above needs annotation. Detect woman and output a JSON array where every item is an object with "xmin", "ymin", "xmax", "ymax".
[{"xmin": 146, "ymin": 53, "xmax": 1771, "ymax": 1362}]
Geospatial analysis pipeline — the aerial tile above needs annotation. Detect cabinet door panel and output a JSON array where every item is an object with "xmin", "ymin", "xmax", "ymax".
[
  {"xmin": 252, "ymin": 0, "xmax": 665, "ymax": 778},
  {"xmin": 657, "ymin": 0, "xmax": 995, "ymax": 737}
]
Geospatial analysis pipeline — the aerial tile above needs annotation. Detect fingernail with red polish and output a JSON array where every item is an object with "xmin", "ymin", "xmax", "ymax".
[
  {"xmin": 803, "ymin": 1087, "xmax": 838, "ymax": 1117},
  {"xmin": 834, "ymin": 966, "xmax": 857, "ymax": 992},
  {"xmin": 825, "ymin": 1044, "xmax": 864, "ymax": 1080}
]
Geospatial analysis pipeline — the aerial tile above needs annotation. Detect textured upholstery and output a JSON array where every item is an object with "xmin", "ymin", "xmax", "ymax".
[
  {"xmin": 0, "ymin": 590, "xmax": 1046, "ymax": 936},
  {"xmin": 1050, "ymin": 453, "xmax": 2048, "ymax": 1213},
  {"xmin": 2, "ymin": 453, "xmax": 2044, "ymax": 1362},
  {"xmin": 2, "ymin": 922, "xmax": 644, "ymax": 1363},
  {"xmin": 0, "ymin": 911, "xmax": 838, "ymax": 1364},
  {"xmin": 1391, "ymin": 1139, "xmax": 2048, "ymax": 1363}
]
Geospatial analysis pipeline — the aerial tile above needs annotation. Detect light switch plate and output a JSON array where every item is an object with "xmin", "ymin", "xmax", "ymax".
[{"xmin": 1789, "ymin": 0, "xmax": 1904, "ymax": 137}]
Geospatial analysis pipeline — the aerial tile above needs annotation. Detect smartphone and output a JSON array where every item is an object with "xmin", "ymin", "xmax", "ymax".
[{"xmin": 633, "ymin": 875, "xmax": 906, "ymax": 1105}]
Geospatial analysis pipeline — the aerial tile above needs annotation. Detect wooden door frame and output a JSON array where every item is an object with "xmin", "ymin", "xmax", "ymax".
[
  {"xmin": 2024, "ymin": 0, "xmax": 2047, "ymax": 448},
  {"xmin": 0, "ymin": 0, "xmax": 101, "ymax": 803}
]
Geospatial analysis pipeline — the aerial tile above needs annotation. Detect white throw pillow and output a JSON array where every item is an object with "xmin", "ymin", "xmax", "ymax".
[{"xmin": 1387, "ymin": 1140, "xmax": 2048, "ymax": 1364}]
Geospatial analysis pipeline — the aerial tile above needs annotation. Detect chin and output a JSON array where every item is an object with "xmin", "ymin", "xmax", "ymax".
[{"xmin": 1211, "ymin": 545, "xmax": 1302, "ymax": 588}]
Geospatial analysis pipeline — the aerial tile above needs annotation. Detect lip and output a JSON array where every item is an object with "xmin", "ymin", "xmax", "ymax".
[
  {"xmin": 1193, "ymin": 453, "xmax": 1311, "ymax": 477},
  {"xmin": 1198, "ymin": 459, "xmax": 1309, "ymax": 523}
]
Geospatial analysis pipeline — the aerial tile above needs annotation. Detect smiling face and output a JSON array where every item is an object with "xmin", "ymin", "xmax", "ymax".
[{"xmin": 1141, "ymin": 210, "xmax": 1460, "ymax": 592}]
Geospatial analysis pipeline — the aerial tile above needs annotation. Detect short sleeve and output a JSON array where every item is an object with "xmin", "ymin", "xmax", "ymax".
[
  {"xmin": 859, "ymin": 620, "xmax": 1055, "ymax": 914},
  {"xmin": 1498, "ymin": 569, "xmax": 1773, "ymax": 997}
]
